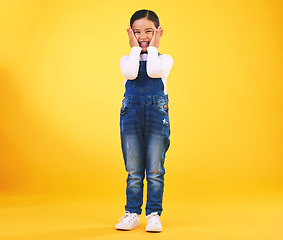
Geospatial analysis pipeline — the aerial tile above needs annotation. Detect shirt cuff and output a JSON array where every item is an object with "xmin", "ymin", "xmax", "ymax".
[
  {"xmin": 147, "ymin": 46, "xmax": 158, "ymax": 54},
  {"xmin": 131, "ymin": 46, "xmax": 142, "ymax": 53}
]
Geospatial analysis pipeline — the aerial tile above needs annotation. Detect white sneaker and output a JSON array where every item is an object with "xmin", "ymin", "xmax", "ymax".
[
  {"xmin": 115, "ymin": 211, "xmax": 140, "ymax": 231},
  {"xmin": 146, "ymin": 212, "xmax": 162, "ymax": 232}
]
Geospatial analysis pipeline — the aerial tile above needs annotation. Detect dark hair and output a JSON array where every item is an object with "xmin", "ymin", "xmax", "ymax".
[{"xmin": 130, "ymin": 9, "xmax": 160, "ymax": 28}]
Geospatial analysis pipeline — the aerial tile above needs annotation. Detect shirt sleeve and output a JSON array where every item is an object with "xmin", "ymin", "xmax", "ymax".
[
  {"xmin": 146, "ymin": 46, "xmax": 173, "ymax": 78},
  {"xmin": 120, "ymin": 46, "xmax": 142, "ymax": 80}
]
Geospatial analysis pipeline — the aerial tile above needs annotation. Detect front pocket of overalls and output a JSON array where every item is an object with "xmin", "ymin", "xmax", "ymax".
[{"xmin": 155, "ymin": 100, "xmax": 169, "ymax": 115}]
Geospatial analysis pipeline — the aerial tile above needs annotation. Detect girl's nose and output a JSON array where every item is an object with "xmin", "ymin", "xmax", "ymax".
[{"xmin": 140, "ymin": 32, "xmax": 147, "ymax": 39}]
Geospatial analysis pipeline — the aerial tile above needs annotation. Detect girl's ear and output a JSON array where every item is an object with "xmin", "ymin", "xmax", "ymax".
[{"xmin": 160, "ymin": 26, "xmax": 163, "ymax": 37}]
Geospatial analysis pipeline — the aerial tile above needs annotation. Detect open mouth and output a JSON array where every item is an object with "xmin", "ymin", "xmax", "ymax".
[{"xmin": 139, "ymin": 42, "xmax": 149, "ymax": 48}]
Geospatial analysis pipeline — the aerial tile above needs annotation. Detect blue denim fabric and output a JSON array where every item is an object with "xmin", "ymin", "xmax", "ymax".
[
  {"xmin": 120, "ymin": 60, "xmax": 170, "ymax": 216},
  {"xmin": 124, "ymin": 60, "xmax": 165, "ymax": 96}
]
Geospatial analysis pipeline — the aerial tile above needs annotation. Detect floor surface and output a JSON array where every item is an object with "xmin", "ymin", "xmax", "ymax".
[{"xmin": 0, "ymin": 193, "xmax": 282, "ymax": 240}]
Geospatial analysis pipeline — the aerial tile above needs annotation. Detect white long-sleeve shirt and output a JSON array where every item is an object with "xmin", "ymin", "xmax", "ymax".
[{"xmin": 120, "ymin": 46, "xmax": 173, "ymax": 95}]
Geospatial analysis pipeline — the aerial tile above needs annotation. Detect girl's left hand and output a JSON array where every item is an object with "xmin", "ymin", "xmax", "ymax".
[{"xmin": 149, "ymin": 26, "xmax": 163, "ymax": 49}]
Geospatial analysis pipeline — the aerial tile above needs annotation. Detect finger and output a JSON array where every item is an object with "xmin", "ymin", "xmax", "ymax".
[
  {"xmin": 154, "ymin": 29, "xmax": 160, "ymax": 37},
  {"xmin": 152, "ymin": 29, "xmax": 157, "ymax": 37},
  {"xmin": 154, "ymin": 29, "xmax": 161, "ymax": 39},
  {"xmin": 129, "ymin": 28, "xmax": 135, "ymax": 36},
  {"xmin": 127, "ymin": 28, "xmax": 134, "ymax": 37},
  {"xmin": 128, "ymin": 25, "xmax": 134, "ymax": 33}
]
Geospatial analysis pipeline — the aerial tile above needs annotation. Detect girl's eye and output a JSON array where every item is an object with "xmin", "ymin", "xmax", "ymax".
[
  {"xmin": 134, "ymin": 32, "xmax": 140, "ymax": 34},
  {"xmin": 146, "ymin": 31, "xmax": 153, "ymax": 33}
]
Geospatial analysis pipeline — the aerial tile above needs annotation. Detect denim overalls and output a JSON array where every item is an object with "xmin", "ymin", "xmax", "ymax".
[{"xmin": 120, "ymin": 57, "xmax": 170, "ymax": 216}]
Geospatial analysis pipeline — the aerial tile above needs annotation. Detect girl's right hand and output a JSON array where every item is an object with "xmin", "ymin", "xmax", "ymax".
[{"xmin": 127, "ymin": 26, "xmax": 139, "ymax": 48}]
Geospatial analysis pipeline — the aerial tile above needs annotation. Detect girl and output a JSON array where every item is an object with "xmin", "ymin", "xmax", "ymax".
[{"xmin": 116, "ymin": 9, "xmax": 173, "ymax": 233}]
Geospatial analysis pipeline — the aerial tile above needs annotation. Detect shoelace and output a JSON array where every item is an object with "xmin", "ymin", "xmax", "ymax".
[
  {"xmin": 119, "ymin": 211, "xmax": 134, "ymax": 222},
  {"xmin": 146, "ymin": 212, "xmax": 160, "ymax": 224}
]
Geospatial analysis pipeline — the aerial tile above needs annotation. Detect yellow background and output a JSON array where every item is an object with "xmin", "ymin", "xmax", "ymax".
[{"xmin": 0, "ymin": 0, "xmax": 282, "ymax": 239}]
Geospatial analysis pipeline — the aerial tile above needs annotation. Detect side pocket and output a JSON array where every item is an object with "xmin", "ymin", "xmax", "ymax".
[{"xmin": 120, "ymin": 100, "xmax": 128, "ymax": 115}]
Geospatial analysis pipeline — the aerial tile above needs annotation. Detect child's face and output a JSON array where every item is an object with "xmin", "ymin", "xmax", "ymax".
[{"xmin": 132, "ymin": 18, "xmax": 157, "ymax": 53}]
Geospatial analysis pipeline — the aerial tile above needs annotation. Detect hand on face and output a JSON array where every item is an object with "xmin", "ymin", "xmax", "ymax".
[
  {"xmin": 149, "ymin": 26, "xmax": 163, "ymax": 49},
  {"xmin": 127, "ymin": 26, "xmax": 139, "ymax": 48}
]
